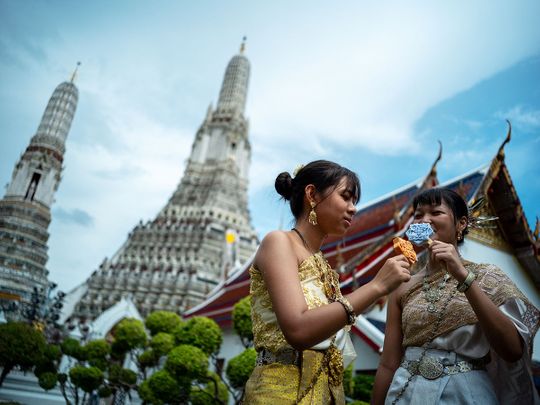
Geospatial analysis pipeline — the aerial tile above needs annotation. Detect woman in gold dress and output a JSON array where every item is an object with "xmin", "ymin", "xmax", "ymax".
[
  {"xmin": 243, "ymin": 160, "xmax": 412, "ymax": 404},
  {"xmin": 372, "ymin": 188, "xmax": 540, "ymax": 404}
]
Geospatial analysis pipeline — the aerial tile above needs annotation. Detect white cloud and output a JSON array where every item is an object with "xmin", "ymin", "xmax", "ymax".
[
  {"xmin": 2, "ymin": 0, "xmax": 540, "ymax": 291},
  {"xmin": 496, "ymin": 105, "xmax": 540, "ymax": 129}
]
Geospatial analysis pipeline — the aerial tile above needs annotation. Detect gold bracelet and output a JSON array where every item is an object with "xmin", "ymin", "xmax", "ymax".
[
  {"xmin": 336, "ymin": 297, "xmax": 356, "ymax": 325},
  {"xmin": 457, "ymin": 271, "xmax": 476, "ymax": 292}
]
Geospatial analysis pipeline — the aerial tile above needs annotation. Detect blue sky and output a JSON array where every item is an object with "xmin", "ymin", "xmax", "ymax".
[{"xmin": 1, "ymin": 1, "xmax": 539, "ymax": 292}]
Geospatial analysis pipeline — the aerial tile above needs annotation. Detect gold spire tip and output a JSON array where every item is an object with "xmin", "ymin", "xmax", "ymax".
[
  {"xmin": 240, "ymin": 36, "xmax": 247, "ymax": 54},
  {"xmin": 70, "ymin": 61, "xmax": 81, "ymax": 83}
]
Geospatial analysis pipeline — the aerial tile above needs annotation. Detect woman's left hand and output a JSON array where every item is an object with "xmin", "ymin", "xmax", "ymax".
[{"xmin": 429, "ymin": 240, "xmax": 468, "ymax": 282}]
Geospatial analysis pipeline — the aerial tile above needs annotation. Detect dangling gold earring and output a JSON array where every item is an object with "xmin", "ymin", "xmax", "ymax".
[
  {"xmin": 457, "ymin": 229, "xmax": 463, "ymax": 241},
  {"xmin": 308, "ymin": 201, "xmax": 318, "ymax": 226}
]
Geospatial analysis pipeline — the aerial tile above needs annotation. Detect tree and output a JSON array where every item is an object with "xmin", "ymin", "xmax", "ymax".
[
  {"xmin": 145, "ymin": 311, "xmax": 182, "ymax": 336},
  {"xmin": 225, "ymin": 348, "xmax": 256, "ymax": 390},
  {"xmin": 231, "ymin": 296, "xmax": 253, "ymax": 348},
  {"xmin": 173, "ymin": 317, "xmax": 222, "ymax": 356},
  {"xmin": 0, "ymin": 321, "xmax": 46, "ymax": 388}
]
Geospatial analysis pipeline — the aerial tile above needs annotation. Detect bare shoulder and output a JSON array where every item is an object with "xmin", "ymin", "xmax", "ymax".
[
  {"xmin": 255, "ymin": 230, "xmax": 295, "ymax": 267},
  {"xmin": 259, "ymin": 230, "xmax": 293, "ymax": 252}
]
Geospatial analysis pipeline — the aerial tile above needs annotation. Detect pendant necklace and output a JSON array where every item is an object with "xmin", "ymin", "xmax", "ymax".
[{"xmin": 422, "ymin": 270, "xmax": 450, "ymax": 313}]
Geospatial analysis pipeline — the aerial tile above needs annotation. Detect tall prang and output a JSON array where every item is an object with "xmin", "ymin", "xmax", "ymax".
[
  {"xmin": 0, "ymin": 67, "xmax": 80, "ymax": 302},
  {"xmin": 70, "ymin": 41, "xmax": 258, "ymax": 320}
]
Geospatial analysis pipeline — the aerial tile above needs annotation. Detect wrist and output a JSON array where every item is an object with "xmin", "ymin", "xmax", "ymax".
[
  {"xmin": 457, "ymin": 271, "xmax": 476, "ymax": 292},
  {"xmin": 367, "ymin": 280, "xmax": 386, "ymax": 299},
  {"xmin": 450, "ymin": 264, "xmax": 468, "ymax": 283}
]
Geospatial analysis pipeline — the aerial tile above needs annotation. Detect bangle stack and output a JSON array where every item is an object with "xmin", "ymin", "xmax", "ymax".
[{"xmin": 336, "ymin": 297, "xmax": 357, "ymax": 326}]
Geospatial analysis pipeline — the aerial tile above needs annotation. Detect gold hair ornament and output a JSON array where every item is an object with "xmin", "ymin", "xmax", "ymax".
[{"xmin": 293, "ymin": 164, "xmax": 305, "ymax": 178}]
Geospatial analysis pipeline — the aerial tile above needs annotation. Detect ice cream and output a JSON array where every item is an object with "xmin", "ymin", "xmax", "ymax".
[
  {"xmin": 392, "ymin": 237, "xmax": 417, "ymax": 264},
  {"xmin": 406, "ymin": 223, "xmax": 434, "ymax": 247}
]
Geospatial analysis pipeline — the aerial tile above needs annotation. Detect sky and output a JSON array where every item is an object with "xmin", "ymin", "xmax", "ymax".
[{"xmin": 1, "ymin": 1, "xmax": 539, "ymax": 293}]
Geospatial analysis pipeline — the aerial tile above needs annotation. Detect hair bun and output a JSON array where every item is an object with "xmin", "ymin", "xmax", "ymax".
[{"xmin": 275, "ymin": 172, "xmax": 293, "ymax": 200}]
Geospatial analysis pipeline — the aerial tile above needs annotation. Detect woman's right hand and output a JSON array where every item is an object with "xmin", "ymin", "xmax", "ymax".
[{"xmin": 371, "ymin": 255, "xmax": 411, "ymax": 296}]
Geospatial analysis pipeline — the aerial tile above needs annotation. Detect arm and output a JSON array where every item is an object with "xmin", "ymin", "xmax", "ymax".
[
  {"xmin": 258, "ymin": 231, "xmax": 411, "ymax": 350},
  {"xmin": 431, "ymin": 241, "xmax": 523, "ymax": 362},
  {"xmin": 372, "ymin": 291, "xmax": 404, "ymax": 405}
]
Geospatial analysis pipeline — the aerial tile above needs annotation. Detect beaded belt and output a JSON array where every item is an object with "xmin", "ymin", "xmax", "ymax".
[
  {"xmin": 256, "ymin": 348, "xmax": 301, "ymax": 367},
  {"xmin": 401, "ymin": 355, "xmax": 488, "ymax": 380}
]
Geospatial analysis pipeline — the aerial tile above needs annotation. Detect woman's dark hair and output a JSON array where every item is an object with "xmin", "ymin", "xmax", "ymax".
[
  {"xmin": 275, "ymin": 160, "xmax": 360, "ymax": 220},
  {"xmin": 412, "ymin": 188, "xmax": 469, "ymax": 243}
]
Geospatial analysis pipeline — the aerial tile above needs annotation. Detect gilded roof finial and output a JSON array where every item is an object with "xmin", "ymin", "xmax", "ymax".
[
  {"xmin": 429, "ymin": 140, "xmax": 443, "ymax": 177},
  {"xmin": 240, "ymin": 36, "xmax": 247, "ymax": 54},
  {"xmin": 70, "ymin": 61, "xmax": 81, "ymax": 83},
  {"xmin": 496, "ymin": 120, "xmax": 512, "ymax": 160}
]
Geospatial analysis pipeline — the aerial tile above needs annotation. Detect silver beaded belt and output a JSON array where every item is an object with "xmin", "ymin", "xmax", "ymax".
[
  {"xmin": 256, "ymin": 348, "xmax": 301, "ymax": 367},
  {"xmin": 401, "ymin": 355, "xmax": 488, "ymax": 380}
]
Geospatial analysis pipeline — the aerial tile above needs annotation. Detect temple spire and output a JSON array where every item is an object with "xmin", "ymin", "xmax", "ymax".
[
  {"xmin": 70, "ymin": 61, "xmax": 81, "ymax": 83},
  {"xmin": 240, "ymin": 36, "xmax": 247, "ymax": 54}
]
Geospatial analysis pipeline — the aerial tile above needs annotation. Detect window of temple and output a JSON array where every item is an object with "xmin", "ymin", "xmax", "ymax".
[{"xmin": 25, "ymin": 172, "xmax": 41, "ymax": 201}]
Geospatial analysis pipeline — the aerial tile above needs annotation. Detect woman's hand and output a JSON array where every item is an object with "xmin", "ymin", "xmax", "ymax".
[
  {"xmin": 429, "ymin": 240, "xmax": 467, "ymax": 282},
  {"xmin": 372, "ymin": 255, "xmax": 411, "ymax": 296}
]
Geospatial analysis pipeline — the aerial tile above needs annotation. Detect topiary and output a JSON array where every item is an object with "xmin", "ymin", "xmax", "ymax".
[
  {"xmin": 232, "ymin": 296, "xmax": 253, "ymax": 346},
  {"xmin": 38, "ymin": 372, "xmax": 57, "ymax": 391},
  {"xmin": 61, "ymin": 337, "xmax": 85, "ymax": 361},
  {"xmin": 69, "ymin": 365, "xmax": 104, "ymax": 393},
  {"xmin": 145, "ymin": 311, "xmax": 182, "ymax": 335},
  {"xmin": 112, "ymin": 318, "xmax": 147, "ymax": 353},
  {"xmin": 145, "ymin": 369, "xmax": 188, "ymax": 404},
  {"xmin": 190, "ymin": 371, "xmax": 228, "ymax": 405},
  {"xmin": 173, "ymin": 317, "xmax": 222, "ymax": 355},
  {"xmin": 225, "ymin": 348, "xmax": 256, "ymax": 389},
  {"xmin": 83, "ymin": 339, "xmax": 110, "ymax": 360},
  {"xmin": 165, "ymin": 344, "xmax": 208, "ymax": 381},
  {"xmin": 150, "ymin": 332, "xmax": 175, "ymax": 357}
]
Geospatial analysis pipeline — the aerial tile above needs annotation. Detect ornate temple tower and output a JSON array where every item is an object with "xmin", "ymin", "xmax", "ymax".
[
  {"xmin": 70, "ymin": 41, "xmax": 258, "ymax": 320},
  {"xmin": 0, "ymin": 68, "xmax": 79, "ymax": 301}
]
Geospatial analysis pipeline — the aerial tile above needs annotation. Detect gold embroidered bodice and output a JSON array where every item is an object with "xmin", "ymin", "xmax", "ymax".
[
  {"xmin": 400, "ymin": 261, "xmax": 538, "ymax": 348},
  {"xmin": 249, "ymin": 252, "xmax": 341, "ymax": 353}
]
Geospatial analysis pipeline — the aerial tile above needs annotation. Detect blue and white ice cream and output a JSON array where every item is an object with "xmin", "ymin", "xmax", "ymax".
[{"xmin": 406, "ymin": 223, "xmax": 434, "ymax": 246}]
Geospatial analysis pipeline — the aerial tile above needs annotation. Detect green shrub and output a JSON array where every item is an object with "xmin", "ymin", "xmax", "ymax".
[
  {"xmin": 165, "ymin": 344, "xmax": 208, "ymax": 380},
  {"xmin": 225, "ymin": 348, "xmax": 256, "ymax": 389},
  {"xmin": 61, "ymin": 338, "xmax": 85, "ymax": 361},
  {"xmin": 83, "ymin": 339, "xmax": 110, "ymax": 360},
  {"xmin": 232, "ymin": 296, "xmax": 253, "ymax": 343},
  {"xmin": 113, "ymin": 318, "xmax": 147, "ymax": 352},
  {"xmin": 352, "ymin": 373, "xmax": 374, "ymax": 402},
  {"xmin": 191, "ymin": 372, "xmax": 228, "ymax": 405},
  {"xmin": 38, "ymin": 372, "xmax": 57, "ymax": 390},
  {"xmin": 69, "ymin": 365, "xmax": 104, "ymax": 393},
  {"xmin": 173, "ymin": 317, "xmax": 222, "ymax": 355},
  {"xmin": 150, "ymin": 332, "xmax": 175, "ymax": 357},
  {"xmin": 145, "ymin": 370, "xmax": 187, "ymax": 404},
  {"xmin": 145, "ymin": 311, "xmax": 182, "ymax": 335}
]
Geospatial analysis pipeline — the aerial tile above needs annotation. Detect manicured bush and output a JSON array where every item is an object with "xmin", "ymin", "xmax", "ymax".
[
  {"xmin": 225, "ymin": 348, "xmax": 256, "ymax": 389},
  {"xmin": 173, "ymin": 317, "xmax": 222, "ymax": 355},
  {"xmin": 232, "ymin": 296, "xmax": 253, "ymax": 345},
  {"xmin": 165, "ymin": 344, "xmax": 208, "ymax": 380},
  {"xmin": 145, "ymin": 311, "xmax": 182, "ymax": 335}
]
